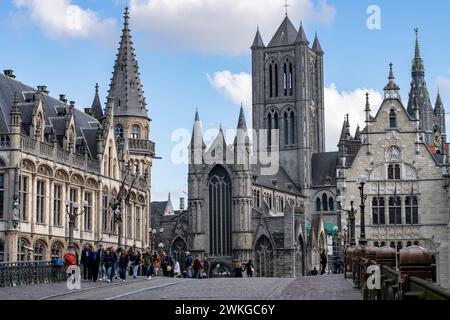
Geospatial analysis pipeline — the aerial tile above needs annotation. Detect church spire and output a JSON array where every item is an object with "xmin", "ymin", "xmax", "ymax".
[
  {"xmin": 190, "ymin": 109, "xmax": 206, "ymax": 149},
  {"xmin": 108, "ymin": 7, "xmax": 149, "ymax": 119},
  {"xmin": 90, "ymin": 83, "xmax": 103, "ymax": 120},
  {"xmin": 384, "ymin": 63, "xmax": 400, "ymax": 100},
  {"xmin": 234, "ymin": 104, "xmax": 250, "ymax": 145},
  {"xmin": 251, "ymin": 26, "xmax": 265, "ymax": 49}
]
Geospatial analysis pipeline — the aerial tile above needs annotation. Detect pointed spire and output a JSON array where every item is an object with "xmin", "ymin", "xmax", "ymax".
[
  {"xmin": 384, "ymin": 63, "xmax": 400, "ymax": 99},
  {"xmin": 355, "ymin": 124, "xmax": 361, "ymax": 140},
  {"xmin": 414, "ymin": 27, "xmax": 421, "ymax": 58},
  {"xmin": 312, "ymin": 32, "xmax": 324, "ymax": 54},
  {"xmin": 435, "ymin": 88, "xmax": 444, "ymax": 113},
  {"xmin": 108, "ymin": 7, "xmax": 149, "ymax": 119},
  {"xmin": 339, "ymin": 115, "xmax": 351, "ymax": 142},
  {"xmin": 235, "ymin": 105, "xmax": 250, "ymax": 145},
  {"xmin": 295, "ymin": 21, "xmax": 309, "ymax": 45},
  {"xmin": 251, "ymin": 26, "xmax": 265, "ymax": 49},
  {"xmin": 365, "ymin": 92, "xmax": 371, "ymax": 112},
  {"xmin": 190, "ymin": 110, "xmax": 206, "ymax": 149},
  {"xmin": 90, "ymin": 83, "xmax": 103, "ymax": 120}
]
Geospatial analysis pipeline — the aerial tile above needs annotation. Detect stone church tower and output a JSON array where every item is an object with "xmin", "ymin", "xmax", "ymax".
[
  {"xmin": 251, "ymin": 17, "xmax": 325, "ymax": 192},
  {"xmin": 108, "ymin": 8, "xmax": 154, "ymax": 178}
]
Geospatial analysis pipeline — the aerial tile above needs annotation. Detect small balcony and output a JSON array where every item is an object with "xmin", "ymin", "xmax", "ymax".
[{"xmin": 128, "ymin": 139, "xmax": 156, "ymax": 156}]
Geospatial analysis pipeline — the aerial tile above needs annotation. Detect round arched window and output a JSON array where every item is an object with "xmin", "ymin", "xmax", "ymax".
[
  {"xmin": 33, "ymin": 241, "xmax": 46, "ymax": 261},
  {"xmin": 131, "ymin": 125, "xmax": 140, "ymax": 139}
]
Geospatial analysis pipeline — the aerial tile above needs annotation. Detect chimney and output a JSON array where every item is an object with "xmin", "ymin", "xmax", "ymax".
[
  {"xmin": 37, "ymin": 85, "xmax": 49, "ymax": 95},
  {"xmin": 59, "ymin": 94, "xmax": 68, "ymax": 104},
  {"xmin": 3, "ymin": 70, "xmax": 16, "ymax": 79},
  {"xmin": 180, "ymin": 197, "xmax": 185, "ymax": 211}
]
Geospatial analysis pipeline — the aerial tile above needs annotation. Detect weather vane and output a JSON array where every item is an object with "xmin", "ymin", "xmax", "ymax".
[{"xmin": 283, "ymin": 0, "xmax": 290, "ymax": 16}]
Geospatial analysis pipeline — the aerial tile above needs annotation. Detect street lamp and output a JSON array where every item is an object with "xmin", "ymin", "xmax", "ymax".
[
  {"xmin": 356, "ymin": 175, "xmax": 368, "ymax": 245},
  {"xmin": 65, "ymin": 199, "xmax": 89, "ymax": 250},
  {"xmin": 349, "ymin": 195, "xmax": 356, "ymax": 246}
]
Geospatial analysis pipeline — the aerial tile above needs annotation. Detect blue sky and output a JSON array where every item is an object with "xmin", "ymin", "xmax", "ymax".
[{"xmin": 1, "ymin": 0, "xmax": 450, "ymax": 208}]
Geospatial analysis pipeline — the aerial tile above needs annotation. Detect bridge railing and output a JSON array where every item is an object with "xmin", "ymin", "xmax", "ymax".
[{"xmin": 0, "ymin": 261, "xmax": 67, "ymax": 287}]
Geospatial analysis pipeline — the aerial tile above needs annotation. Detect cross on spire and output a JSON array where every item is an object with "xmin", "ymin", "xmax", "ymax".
[{"xmin": 283, "ymin": 0, "xmax": 290, "ymax": 16}]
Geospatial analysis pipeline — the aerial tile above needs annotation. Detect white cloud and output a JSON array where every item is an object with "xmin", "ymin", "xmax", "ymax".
[
  {"xmin": 129, "ymin": 0, "xmax": 335, "ymax": 54},
  {"xmin": 324, "ymin": 84, "xmax": 383, "ymax": 151},
  {"xmin": 13, "ymin": 0, "xmax": 116, "ymax": 40},
  {"xmin": 437, "ymin": 75, "xmax": 450, "ymax": 96},
  {"xmin": 207, "ymin": 71, "xmax": 384, "ymax": 152}
]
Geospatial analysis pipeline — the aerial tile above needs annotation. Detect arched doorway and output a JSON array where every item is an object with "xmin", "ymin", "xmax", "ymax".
[
  {"xmin": 295, "ymin": 236, "xmax": 305, "ymax": 277},
  {"xmin": 255, "ymin": 235, "xmax": 274, "ymax": 277},
  {"xmin": 171, "ymin": 237, "xmax": 187, "ymax": 272}
]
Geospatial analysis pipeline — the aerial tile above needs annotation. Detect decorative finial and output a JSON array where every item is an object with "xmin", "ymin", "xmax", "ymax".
[
  {"xmin": 414, "ymin": 27, "xmax": 420, "ymax": 58},
  {"xmin": 389, "ymin": 62, "xmax": 394, "ymax": 80},
  {"xmin": 95, "ymin": 83, "xmax": 99, "ymax": 93},
  {"xmin": 283, "ymin": 0, "xmax": 290, "ymax": 16}
]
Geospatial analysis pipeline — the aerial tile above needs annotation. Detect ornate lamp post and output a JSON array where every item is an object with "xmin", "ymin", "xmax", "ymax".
[
  {"xmin": 349, "ymin": 195, "xmax": 356, "ymax": 246},
  {"xmin": 65, "ymin": 199, "xmax": 89, "ymax": 250},
  {"xmin": 356, "ymin": 175, "xmax": 368, "ymax": 245}
]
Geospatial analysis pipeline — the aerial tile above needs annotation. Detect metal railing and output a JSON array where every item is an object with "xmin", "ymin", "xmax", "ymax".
[
  {"xmin": 128, "ymin": 139, "xmax": 155, "ymax": 156},
  {"xmin": 0, "ymin": 261, "xmax": 67, "ymax": 287}
]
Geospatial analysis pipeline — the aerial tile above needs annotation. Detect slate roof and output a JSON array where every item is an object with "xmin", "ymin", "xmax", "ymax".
[
  {"xmin": 251, "ymin": 164, "xmax": 302, "ymax": 195},
  {"xmin": 0, "ymin": 72, "xmax": 101, "ymax": 159},
  {"xmin": 268, "ymin": 16, "xmax": 298, "ymax": 47},
  {"xmin": 311, "ymin": 152, "xmax": 339, "ymax": 187}
]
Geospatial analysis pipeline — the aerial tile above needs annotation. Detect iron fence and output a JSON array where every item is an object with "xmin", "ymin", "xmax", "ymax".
[{"xmin": 0, "ymin": 261, "xmax": 67, "ymax": 287}]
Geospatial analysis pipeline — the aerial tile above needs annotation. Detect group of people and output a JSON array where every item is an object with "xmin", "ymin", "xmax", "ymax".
[{"xmin": 309, "ymin": 251, "xmax": 344, "ymax": 276}]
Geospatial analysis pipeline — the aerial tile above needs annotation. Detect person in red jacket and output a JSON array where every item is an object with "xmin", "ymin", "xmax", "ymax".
[
  {"xmin": 193, "ymin": 257, "xmax": 202, "ymax": 279},
  {"xmin": 64, "ymin": 249, "xmax": 77, "ymax": 267}
]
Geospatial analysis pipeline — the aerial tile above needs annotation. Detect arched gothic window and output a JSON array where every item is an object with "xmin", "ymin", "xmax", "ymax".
[
  {"xmin": 131, "ymin": 125, "xmax": 140, "ymax": 140},
  {"xmin": 389, "ymin": 109, "xmax": 397, "ymax": 128},
  {"xmin": 274, "ymin": 64, "xmax": 279, "ymax": 97},
  {"xmin": 316, "ymin": 198, "xmax": 321, "ymax": 212},
  {"xmin": 267, "ymin": 113, "xmax": 272, "ymax": 147},
  {"xmin": 51, "ymin": 242, "xmax": 63, "ymax": 261},
  {"xmin": 33, "ymin": 241, "xmax": 45, "ymax": 261},
  {"xmin": 269, "ymin": 64, "xmax": 273, "ymax": 98},
  {"xmin": 289, "ymin": 63, "xmax": 294, "ymax": 95},
  {"xmin": 255, "ymin": 236, "xmax": 273, "ymax": 277},
  {"xmin": 0, "ymin": 240, "xmax": 4, "ymax": 262},
  {"xmin": 328, "ymin": 197, "xmax": 334, "ymax": 211},
  {"xmin": 322, "ymin": 194, "xmax": 328, "ymax": 211},
  {"xmin": 17, "ymin": 238, "xmax": 29, "ymax": 261},
  {"xmin": 283, "ymin": 63, "xmax": 288, "ymax": 96},
  {"xmin": 171, "ymin": 237, "xmax": 187, "ymax": 271},
  {"xmin": 284, "ymin": 112, "xmax": 289, "ymax": 145},
  {"xmin": 208, "ymin": 165, "xmax": 232, "ymax": 256}
]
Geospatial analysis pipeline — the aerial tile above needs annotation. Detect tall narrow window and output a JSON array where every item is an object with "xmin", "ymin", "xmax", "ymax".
[
  {"xmin": 131, "ymin": 125, "xmax": 140, "ymax": 139},
  {"xmin": 388, "ymin": 165, "xmax": 401, "ymax": 180},
  {"xmin": 389, "ymin": 109, "xmax": 397, "ymax": 128},
  {"xmin": 135, "ymin": 206, "xmax": 141, "ymax": 241},
  {"xmin": 268, "ymin": 113, "xmax": 272, "ymax": 147},
  {"xmin": 0, "ymin": 174, "xmax": 4, "ymax": 220},
  {"xmin": 283, "ymin": 63, "xmax": 288, "ymax": 96},
  {"xmin": 274, "ymin": 64, "xmax": 279, "ymax": 97},
  {"xmin": 20, "ymin": 176, "xmax": 28, "ymax": 221},
  {"xmin": 289, "ymin": 63, "xmax": 293, "ymax": 95},
  {"xmin": 284, "ymin": 113, "xmax": 289, "ymax": 145},
  {"xmin": 108, "ymin": 146, "xmax": 112, "ymax": 177},
  {"xmin": 328, "ymin": 198, "xmax": 334, "ymax": 211},
  {"xmin": 70, "ymin": 188, "xmax": 78, "ymax": 228},
  {"xmin": 115, "ymin": 124, "xmax": 123, "ymax": 139},
  {"xmin": 389, "ymin": 196, "xmax": 402, "ymax": 225},
  {"xmin": 33, "ymin": 241, "xmax": 45, "ymax": 261},
  {"xmin": 103, "ymin": 194, "xmax": 109, "ymax": 232},
  {"xmin": 53, "ymin": 185, "xmax": 62, "ymax": 226},
  {"xmin": 127, "ymin": 204, "xmax": 132, "ymax": 238},
  {"xmin": 290, "ymin": 112, "xmax": 296, "ymax": 145},
  {"xmin": 36, "ymin": 181, "xmax": 45, "ymax": 224},
  {"xmin": 405, "ymin": 196, "xmax": 419, "ymax": 225},
  {"xmin": 372, "ymin": 197, "xmax": 386, "ymax": 225},
  {"xmin": 316, "ymin": 198, "xmax": 321, "ymax": 212},
  {"xmin": 269, "ymin": 64, "xmax": 273, "ymax": 98},
  {"xmin": 84, "ymin": 192, "xmax": 92, "ymax": 231},
  {"xmin": 208, "ymin": 165, "xmax": 232, "ymax": 256},
  {"xmin": 322, "ymin": 194, "xmax": 328, "ymax": 211},
  {"xmin": 0, "ymin": 240, "xmax": 4, "ymax": 262}
]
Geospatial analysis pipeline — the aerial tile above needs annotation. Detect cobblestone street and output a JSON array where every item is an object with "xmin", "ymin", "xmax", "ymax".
[{"xmin": 0, "ymin": 274, "xmax": 361, "ymax": 300}]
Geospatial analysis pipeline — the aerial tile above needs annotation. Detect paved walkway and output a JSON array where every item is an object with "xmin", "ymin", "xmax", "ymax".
[{"xmin": 0, "ymin": 275, "xmax": 361, "ymax": 300}]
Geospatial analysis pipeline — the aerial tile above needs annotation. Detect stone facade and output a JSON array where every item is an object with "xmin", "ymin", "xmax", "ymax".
[{"xmin": 0, "ymin": 8, "xmax": 155, "ymax": 262}]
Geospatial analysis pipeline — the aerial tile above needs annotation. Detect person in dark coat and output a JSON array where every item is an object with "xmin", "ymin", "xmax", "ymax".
[
  {"xmin": 193, "ymin": 257, "xmax": 202, "ymax": 279},
  {"xmin": 320, "ymin": 250, "xmax": 328, "ymax": 275},
  {"xmin": 234, "ymin": 262, "xmax": 243, "ymax": 278},
  {"xmin": 103, "ymin": 249, "xmax": 115, "ymax": 283},
  {"xmin": 243, "ymin": 259, "xmax": 254, "ymax": 277},
  {"xmin": 80, "ymin": 245, "xmax": 92, "ymax": 280},
  {"xmin": 118, "ymin": 250, "xmax": 129, "ymax": 281},
  {"xmin": 89, "ymin": 247, "xmax": 101, "ymax": 282}
]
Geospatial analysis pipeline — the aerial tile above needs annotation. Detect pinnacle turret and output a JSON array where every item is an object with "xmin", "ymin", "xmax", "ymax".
[
  {"xmin": 108, "ymin": 7, "xmax": 149, "ymax": 119},
  {"xmin": 312, "ymin": 33, "xmax": 323, "ymax": 54},
  {"xmin": 295, "ymin": 22, "xmax": 309, "ymax": 45},
  {"xmin": 90, "ymin": 83, "xmax": 103, "ymax": 120},
  {"xmin": 251, "ymin": 27, "xmax": 265, "ymax": 49}
]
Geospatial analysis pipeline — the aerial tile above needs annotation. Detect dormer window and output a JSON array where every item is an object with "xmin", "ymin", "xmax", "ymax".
[{"xmin": 389, "ymin": 109, "xmax": 397, "ymax": 128}]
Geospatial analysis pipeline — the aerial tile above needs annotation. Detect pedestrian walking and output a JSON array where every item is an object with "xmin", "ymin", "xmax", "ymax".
[
  {"xmin": 80, "ymin": 245, "xmax": 92, "ymax": 280},
  {"xmin": 129, "ymin": 248, "xmax": 140, "ymax": 279},
  {"xmin": 173, "ymin": 260, "xmax": 181, "ymax": 278},
  {"xmin": 118, "ymin": 250, "xmax": 129, "ymax": 281},
  {"xmin": 63, "ymin": 249, "xmax": 77, "ymax": 268},
  {"xmin": 243, "ymin": 259, "xmax": 254, "ymax": 278},
  {"xmin": 89, "ymin": 247, "xmax": 101, "ymax": 282},
  {"xmin": 234, "ymin": 262, "xmax": 243, "ymax": 278},
  {"xmin": 203, "ymin": 256, "xmax": 210, "ymax": 278},
  {"xmin": 185, "ymin": 251, "xmax": 194, "ymax": 278},
  {"xmin": 103, "ymin": 249, "xmax": 115, "ymax": 283},
  {"xmin": 320, "ymin": 250, "xmax": 328, "ymax": 275},
  {"xmin": 143, "ymin": 249, "xmax": 153, "ymax": 280},
  {"xmin": 193, "ymin": 257, "xmax": 202, "ymax": 279},
  {"xmin": 98, "ymin": 245, "xmax": 106, "ymax": 281},
  {"xmin": 153, "ymin": 252, "xmax": 161, "ymax": 276}
]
